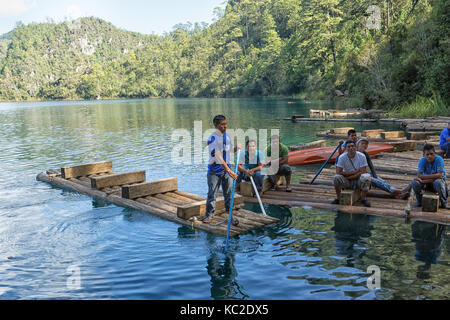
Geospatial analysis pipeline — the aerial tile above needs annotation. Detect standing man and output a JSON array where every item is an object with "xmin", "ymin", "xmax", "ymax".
[
  {"xmin": 265, "ymin": 135, "xmax": 292, "ymax": 192},
  {"xmin": 332, "ymin": 140, "xmax": 372, "ymax": 207},
  {"xmin": 200, "ymin": 115, "xmax": 240, "ymax": 224},
  {"xmin": 412, "ymin": 144, "xmax": 449, "ymax": 209},
  {"xmin": 440, "ymin": 122, "xmax": 450, "ymax": 158}
]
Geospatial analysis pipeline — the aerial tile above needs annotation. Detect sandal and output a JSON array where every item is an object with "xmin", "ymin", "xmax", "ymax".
[
  {"xmin": 202, "ymin": 216, "xmax": 213, "ymax": 224},
  {"xmin": 199, "ymin": 215, "xmax": 213, "ymax": 223},
  {"xmin": 286, "ymin": 185, "xmax": 292, "ymax": 193}
]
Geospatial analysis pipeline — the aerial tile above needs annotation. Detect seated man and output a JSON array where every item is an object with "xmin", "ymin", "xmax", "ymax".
[
  {"xmin": 357, "ymin": 137, "xmax": 410, "ymax": 198},
  {"xmin": 440, "ymin": 121, "xmax": 450, "ymax": 159},
  {"xmin": 332, "ymin": 139, "xmax": 371, "ymax": 207},
  {"xmin": 412, "ymin": 144, "xmax": 449, "ymax": 209},
  {"xmin": 237, "ymin": 139, "xmax": 265, "ymax": 191},
  {"xmin": 265, "ymin": 134, "xmax": 292, "ymax": 192}
]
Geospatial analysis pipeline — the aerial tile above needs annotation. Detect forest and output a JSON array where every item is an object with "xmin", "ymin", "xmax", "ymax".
[{"xmin": 0, "ymin": 0, "xmax": 448, "ymax": 114}]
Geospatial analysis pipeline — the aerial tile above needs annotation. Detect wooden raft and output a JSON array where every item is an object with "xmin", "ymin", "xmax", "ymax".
[
  {"xmin": 37, "ymin": 161, "xmax": 279, "ymax": 236},
  {"xmin": 239, "ymin": 150, "xmax": 450, "ymax": 225}
]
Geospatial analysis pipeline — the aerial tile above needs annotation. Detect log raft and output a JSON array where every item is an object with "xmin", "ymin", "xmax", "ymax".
[
  {"xmin": 37, "ymin": 162, "xmax": 279, "ymax": 236},
  {"xmin": 239, "ymin": 150, "xmax": 450, "ymax": 225}
]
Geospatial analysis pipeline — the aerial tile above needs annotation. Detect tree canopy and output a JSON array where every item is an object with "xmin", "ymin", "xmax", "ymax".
[{"xmin": 0, "ymin": 1, "xmax": 448, "ymax": 111}]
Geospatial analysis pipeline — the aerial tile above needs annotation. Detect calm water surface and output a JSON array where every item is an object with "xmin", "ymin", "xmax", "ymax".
[{"xmin": 0, "ymin": 98, "xmax": 448, "ymax": 299}]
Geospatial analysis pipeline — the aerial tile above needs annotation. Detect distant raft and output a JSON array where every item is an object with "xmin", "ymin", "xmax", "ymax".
[{"xmin": 36, "ymin": 161, "xmax": 279, "ymax": 236}]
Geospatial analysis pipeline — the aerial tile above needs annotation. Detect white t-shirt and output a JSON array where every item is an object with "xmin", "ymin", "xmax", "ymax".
[{"xmin": 336, "ymin": 151, "xmax": 368, "ymax": 173}]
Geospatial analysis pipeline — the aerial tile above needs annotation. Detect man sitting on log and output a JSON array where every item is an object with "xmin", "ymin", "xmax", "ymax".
[
  {"xmin": 440, "ymin": 121, "xmax": 450, "ymax": 159},
  {"xmin": 356, "ymin": 137, "xmax": 410, "ymax": 198},
  {"xmin": 412, "ymin": 144, "xmax": 449, "ymax": 209},
  {"xmin": 265, "ymin": 135, "xmax": 292, "ymax": 192},
  {"xmin": 332, "ymin": 139, "xmax": 371, "ymax": 207},
  {"xmin": 237, "ymin": 139, "xmax": 265, "ymax": 192}
]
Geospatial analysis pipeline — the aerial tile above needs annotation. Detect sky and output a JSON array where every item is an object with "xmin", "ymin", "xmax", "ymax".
[{"xmin": 0, "ymin": 0, "xmax": 226, "ymax": 35}]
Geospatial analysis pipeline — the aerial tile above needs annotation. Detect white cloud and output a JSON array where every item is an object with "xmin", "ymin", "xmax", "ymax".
[{"xmin": 0, "ymin": 0, "xmax": 36, "ymax": 15}]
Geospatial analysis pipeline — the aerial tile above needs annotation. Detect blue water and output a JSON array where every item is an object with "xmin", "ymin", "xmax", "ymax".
[{"xmin": 0, "ymin": 98, "xmax": 448, "ymax": 299}]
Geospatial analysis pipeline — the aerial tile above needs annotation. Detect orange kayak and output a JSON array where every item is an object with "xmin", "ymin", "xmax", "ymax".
[{"xmin": 288, "ymin": 143, "xmax": 394, "ymax": 166}]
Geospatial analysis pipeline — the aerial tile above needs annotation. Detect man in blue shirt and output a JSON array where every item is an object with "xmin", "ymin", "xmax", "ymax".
[
  {"xmin": 237, "ymin": 139, "xmax": 265, "ymax": 191},
  {"xmin": 200, "ymin": 115, "xmax": 240, "ymax": 224},
  {"xmin": 440, "ymin": 122, "xmax": 450, "ymax": 158},
  {"xmin": 412, "ymin": 144, "xmax": 449, "ymax": 209}
]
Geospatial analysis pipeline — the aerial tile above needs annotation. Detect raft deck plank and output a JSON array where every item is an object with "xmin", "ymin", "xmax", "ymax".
[
  {"xmin": 91, "ymin": 170, "xmax": 146, "ymax": 189},
  {"xmin": 61, "ymin": 161, "xmax": 113, "ymax": 179}
]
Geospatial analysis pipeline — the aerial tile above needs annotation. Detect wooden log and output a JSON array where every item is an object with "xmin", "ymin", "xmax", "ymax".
[
  {"xmin": 362, "ymin": 129, "xmax": 384, "ymax": 138},
  {"xmin": 388, "ymin": 141, "xmax": 417, "ymax": 152},
  {"xmin": 237, "ymin": 209, "xmax": 280, "ymax": 224},
  {"xmin": 136, "ymin": 198, "xmax": 177, "ymax": 214},
  {"xmin": 173, "ymin": 190, "xmax": 205, "ymax": 201},
  {"xmin": 422, "ymin": 193, "xmax": 439, "ymax": 212},
  {"xmin": 177, "ymin": 199, "xmax": 213, "ymax": 220},
  {"xmin": 90, "ymin": 170, "xmax": 146, "ymax": 189},
  {"xmin": 61, "ymin": 161, "xmax": 113, "ymax": 179},
  {"xmin": 381, "ymin": 131, "xmax": 405, "ymax": 139},
  {"xmin": 154, "ymin": 193, "xmax": 187, "ymax": 206},
  {"xmin": 141, "ymin": 196, "xmax": 178, "ymax": 213},
  {"xmin": 288, "ymin": 140, "xmax": 326, "ymax": 151},
  {"xmin": 243, "ymin": 197, "xmax": 450, "ymax": 224},
  {"xmin": 177, "ymin": 195, "xmax": 244, "ymax": 220},
  {"xmin": 339, "ymin": 189, "xmax": 361, "ymax": 206},
  {"xmin": 407, "ymin": 132, "xmax": 434, "ymax": 140},
  {"xmin": 293, "ymin": 118, "xmax": 377, "ymax": 123},
  {"xmin": 331, "ymin": 127, "xmax": 354, "ymax": 135},
  {"xmin": 219, "ymin": 212, "xmax": 266, "ymax": 229},
  {"xmin": 240, "ymin": 181, "xmax": 254, "ymax": 197},
  {"xmin": 206, "ymin": 213, "xmax": 250, "ymax": 234},
  {"xmin": 164, "ymin": 191, "xmax": 198, "ymax": 203},
  {"xmin": 261, "ymin": 190, "xmax": 407, "ymax": 210},
  {"xmin": 121, "ymin": 177, "xmax": 178, "ymax": 199}
]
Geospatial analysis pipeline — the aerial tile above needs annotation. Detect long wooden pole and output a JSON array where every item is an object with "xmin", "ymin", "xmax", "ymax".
[{"xmin": 225, "ymin": 150, "xmax": 241, "ymax": 252}]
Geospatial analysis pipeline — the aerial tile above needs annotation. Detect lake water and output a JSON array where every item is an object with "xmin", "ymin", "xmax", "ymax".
[{"xmin": 0, "ymin": 98, "xmax": 448, "ymax": 300}]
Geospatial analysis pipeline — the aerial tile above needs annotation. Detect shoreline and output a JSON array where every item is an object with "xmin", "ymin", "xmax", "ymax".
[{"xmin": 0, "ymin": 95, "xmax": 448, "ymax": 119}]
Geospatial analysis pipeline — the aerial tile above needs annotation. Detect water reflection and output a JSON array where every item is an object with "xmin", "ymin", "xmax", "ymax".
[
  {"xmin": 176, "ymin": 225, "xmax": 247, "ymax": 300},
  {"xmin": 331, "ymin": 212, "xmax": 375, "ymax": 267},
  {"xmin": 411, "ymin": 221, "xmax": 446, "ymax": 279}
]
